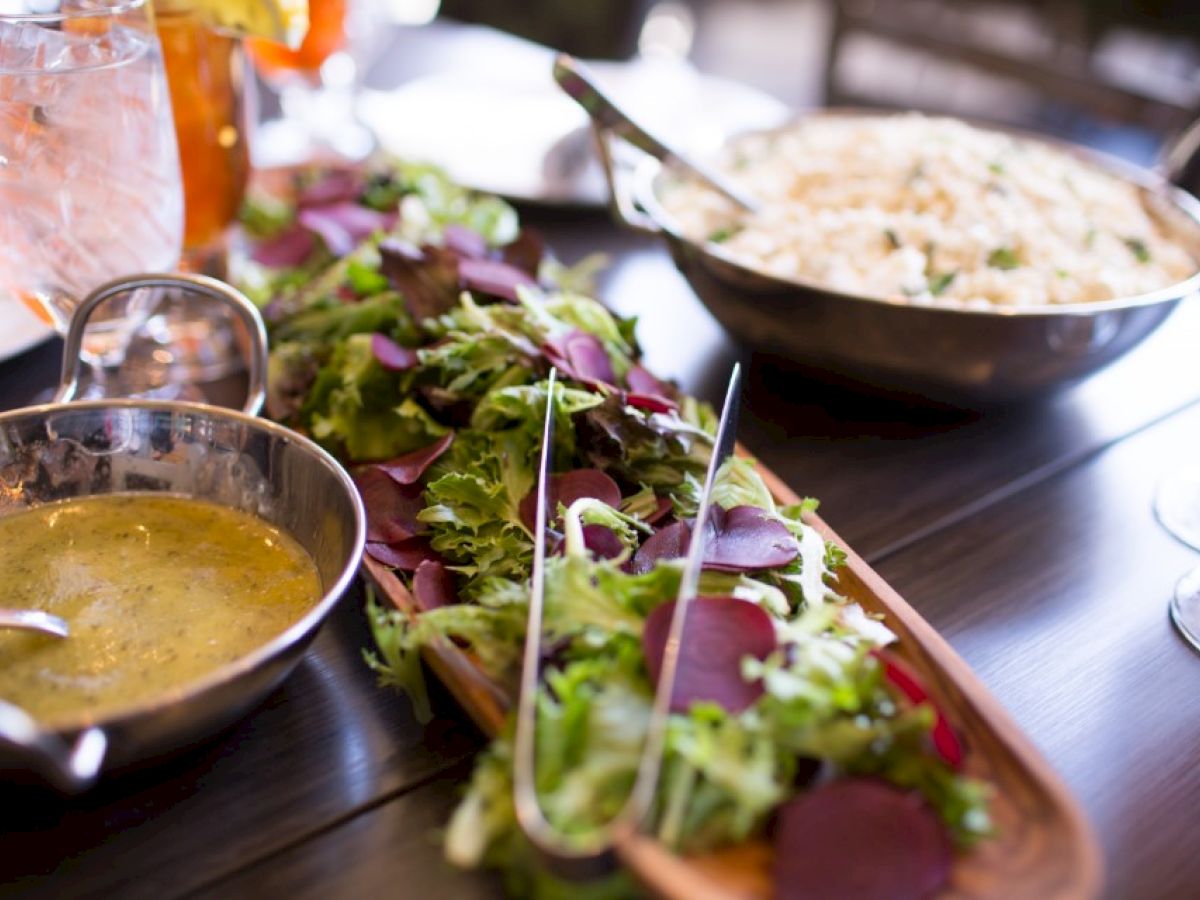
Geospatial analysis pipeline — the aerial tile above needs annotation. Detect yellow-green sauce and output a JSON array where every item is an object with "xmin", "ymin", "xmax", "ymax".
[{"xmin": 0, "ymin": 494, "xmax": 322, "ymax": 729}]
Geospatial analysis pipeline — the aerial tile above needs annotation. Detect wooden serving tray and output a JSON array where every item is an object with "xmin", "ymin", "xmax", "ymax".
[{"xmin": 361, "ymin": 454, "xmax": 1103, "ymax": 899}]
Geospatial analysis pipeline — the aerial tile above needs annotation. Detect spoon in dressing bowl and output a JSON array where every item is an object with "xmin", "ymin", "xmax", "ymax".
[{"xmin": 0, "ymin": 609, "xmax": 69, "ymax": 638}]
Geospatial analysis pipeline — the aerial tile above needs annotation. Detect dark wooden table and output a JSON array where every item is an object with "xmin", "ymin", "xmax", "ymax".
[{"xmin": 2, "ymin": 203, "xmax": 1199, "ymax": 900}]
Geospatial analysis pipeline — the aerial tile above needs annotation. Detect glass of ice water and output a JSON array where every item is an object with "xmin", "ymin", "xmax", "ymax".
[{"xmin": 0, "ymin": 0, "xmax": 184, "ymax": 384}]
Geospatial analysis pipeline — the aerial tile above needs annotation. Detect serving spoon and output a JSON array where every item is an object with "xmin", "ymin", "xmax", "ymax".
[
  {"xmin": 0, "ymin": 609, "xmax": 69, "ymax": 638},
  {"xmin": 552, "ymin": 53, "xmax": 761, "ymax": 214}
]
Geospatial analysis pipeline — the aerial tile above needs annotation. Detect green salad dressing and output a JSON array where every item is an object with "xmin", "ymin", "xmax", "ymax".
[{"xmin": 0, "ymin": 494, "xmax": 322, "ymax": 728}]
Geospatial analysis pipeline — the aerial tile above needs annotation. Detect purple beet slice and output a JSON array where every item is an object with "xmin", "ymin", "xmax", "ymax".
[
  {"xmin": 644, "ymin": 495, "xmax": 674, "ymax": 526},
  {"xmin": 412, "ymin": 559, "xmax": 458, "ymax": 611},
  {"xmin": 458, "ymin": 257, "xmax": 537, "ymax": 302},
  {"xmin": 518, "ymin": 468, "xmax": 622, "ymax": 530},
  {"xmin": 772, "ymin": 779, "xmax": 952, "ymax": 900},
  {"xmin": 353, "ymin": 466, "xmax": 426, "ymax": 543},
  {"xmin": 442, "ymin": 223, "xmax": 488, "ymax": 259},
  {"xmin": 630, "ymin": 520, "xmax": 691, "ymax": 574},
  {"xmin": 582, "ymin": 524, "xmax": 624, "ymax": 560},
  {"xmin": 703, "ymin": 505, "xmax": 799, "ymax": 573},
  {"xmin": 625, "ymin": 364, "xmax": 673, "ymax": 398},
  {"xmin": 641, "ymin": 596, "xmax": 777, "ymax": 713},
  {"xmin": 298, "ymin": 202, "xmax": 397, "ymax": 257},
  {"xmin": 625, "ymin": 392, "xmax": 678, "ymax": 413},
  {"xmin": 371, "ymin": 333, "xmax": 420, "ymax": 371},
  {"xmin": 251, "ymin": 224, "xmax": 316, "ymax": 268},
  {"xmin": 365, "ymin": 537, "xmax": 441, "ymax": 571},
  {"xmin": 375, "ymin": 432, "xmax": 455, "ymax": 486},
  {"xmin": 871, "ymin": 649, "xmax": 965, "ymax": 770}
]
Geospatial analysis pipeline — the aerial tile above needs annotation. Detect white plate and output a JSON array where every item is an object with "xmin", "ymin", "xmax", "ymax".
[
  {"xmin": 358, "ymin": 56, "xmax": 789, "ymax": 207},
  {"xmin": 0, "ymin": 294, "xmax": 55, "ymax": 362}
]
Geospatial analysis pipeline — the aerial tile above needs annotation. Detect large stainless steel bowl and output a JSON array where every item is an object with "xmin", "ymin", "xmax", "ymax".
[
  {"xmin": 0, "ymin": 275, "xmax": 366, "ymax": 792},
  {"xmin": 601, "ymin": 109, "xmax": 1200, "ymax": 404}
]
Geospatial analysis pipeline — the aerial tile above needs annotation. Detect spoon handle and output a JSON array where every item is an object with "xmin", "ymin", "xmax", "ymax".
[
  {"xmin": 552, "ymin": 53, "xmax": 760, "ymax": 214},
  {"xmin": 0, "ymin": 609, "xmax": 70, "ymax": 638}
]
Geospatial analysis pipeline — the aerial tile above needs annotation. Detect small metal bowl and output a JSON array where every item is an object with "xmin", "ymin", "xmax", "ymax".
[
  {"xmin": 598, "ymin": 110, "xmax": 1200, "ymax": 404},
  {"xmin": 0, "ymin": 274, "xmax": 366, "ymax": 792}
]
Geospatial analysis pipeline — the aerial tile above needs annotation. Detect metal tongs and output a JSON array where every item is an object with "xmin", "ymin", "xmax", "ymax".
[
  {"xmin": 513, "ymin": 364, "xmax": 743, "ymax": 878},
  {"xmin": 552, "ymin": 53, "xmax": 762, "ymax": 216}
]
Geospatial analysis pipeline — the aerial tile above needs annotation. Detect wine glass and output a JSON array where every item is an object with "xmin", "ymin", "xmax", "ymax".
[
  {"xmin": 145, "ymin": 0, "xmax": 253, "ymax": 385},
  {"xmin": 1156, "ymin": 468, "xmax": 1200, "ymax": 651},
  {"xmin": 0, "ymin": 0, "xmax": 184, "ymax": 391}
]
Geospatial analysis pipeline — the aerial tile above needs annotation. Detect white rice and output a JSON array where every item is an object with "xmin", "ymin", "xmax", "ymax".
[{"xmin": 660, "ymin": 114, "xmax": 1199, "ymax": 308}]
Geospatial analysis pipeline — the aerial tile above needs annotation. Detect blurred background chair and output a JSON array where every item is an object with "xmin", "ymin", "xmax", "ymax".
[
  {"xmin": 427, "ymin": 0, "xmax": 1199, "ymax": 162},
  {"xmin": 820, "ymin": 0, "xmax": 1200, "ymax": 162}
]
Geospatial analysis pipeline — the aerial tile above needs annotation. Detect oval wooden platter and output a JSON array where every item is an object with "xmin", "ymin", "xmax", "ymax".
[{"xmin": 360, "ymin": 449, "xmax": 1104, "ymax": 900}]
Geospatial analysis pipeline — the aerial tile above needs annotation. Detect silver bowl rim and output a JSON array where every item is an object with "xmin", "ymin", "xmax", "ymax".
[
  {"xmin": 632, "ymin": 108, "xmax": 1200, "ymax": 319},
  {"xmin": 0, "ymin": 398, "xmax": 367, "ymax": 738}
]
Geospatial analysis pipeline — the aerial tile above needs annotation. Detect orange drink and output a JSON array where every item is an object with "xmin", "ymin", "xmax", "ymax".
[
  {"xmin": 247, "ymin": 0, "xmax": 346, "ymax": 76},
  {"xmin": 156, "ymin": 3, "xmax": 251, "ymax": 266}
]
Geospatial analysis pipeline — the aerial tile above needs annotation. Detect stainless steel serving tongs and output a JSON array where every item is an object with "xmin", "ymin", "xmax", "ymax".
[
  {"xmin": 512, "ymin": 364, "xmax": 743, "ymax": 879},
  {"xmin": 552, "ymin": 53, "xmax": 762, "ymax": 217}
]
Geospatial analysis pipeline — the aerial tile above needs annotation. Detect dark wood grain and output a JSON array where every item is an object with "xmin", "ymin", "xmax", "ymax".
[
  {"xmin": 0, "ymin": 587, "xmax": 483, "ymax": 899},
  {"xmin": 190, "ymin": 762, "xmax": 502, "ymax": 900},
  {"xmin": 872, "ymin": 402, "xmax": 1200, "ymax": 900}
]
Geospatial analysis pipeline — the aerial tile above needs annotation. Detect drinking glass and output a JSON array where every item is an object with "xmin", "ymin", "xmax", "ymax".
[
  {"xmin": 1156, "ymin": 469, "xmax": 1200, "ymax": 651},
  {"xmin": 149, "ymin": 0, "xmax": 252, "ymax": 382},
  {"xmin": 247, "ymin": 0, "xmax": 374, "ymax": 163},
  {"xmin": 0, "ymin": 0, "xmax": 184, "ymax": 379},
  {"xmin": 157, "ymin": 0, "xmax": 251, "ymax": 273}
]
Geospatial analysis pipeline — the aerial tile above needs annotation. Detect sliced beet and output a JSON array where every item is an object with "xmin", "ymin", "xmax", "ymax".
[
  {"xmin": 625, "ymin": 364, "xmax": 673, "ymax": 398},
  {"xmin": 375, "ymin": 432, "xmax": 455, "ymax": 485},
  {"xmin": 251, "ymin": 224, "xmax": 316, "ymax": 268},
  {"xmin": 298, "ymin": 202, "xmax": 397, "ymax": 257},
  {"xmin": 630, "ymin": 519, "xmax": 691, "ymax": 574},
  {"xmin": 365, "ymin": 537, "xmax": 441, "ymax": 571},
  {"xmin": 557, "ymin": 468, "xmax": 621, "ymax": 510},
  {"xmin": 518, "ymin": 468, "xmax": 622, "ymax": 530},
  {"xmin": 625, "ymin": 392, "xmax": 678, "ymax": 413},
  {"xmin": 703, "ymin": 505, "xmax": 799, "ymax": 573},
  {"xmin": 644, "ymin": 495, "xmax": 674, "ymax": 526},
  {"xmin": 582, "ymin": 524, "xmax": 624, "ymax": 560},
  {"xmin": 772, "ymin": 778, "xmax": 952, "ymax": 900},
  {"xmin": 442, "ymin": 223, "xmax": 488, "ymax": 259},
  {"xmin": 458, "ymin": 257, "xmax": 537, "ymax": 302},
  {"xmin": 642, "ymin": 596, "xmax": 777, "ymax": 713},
  {"xmin": 353, "ymin": 466, "xmax": 426, "ymax": 543},
  {"xmin": 370, "ymin": 333, "xmax": 420, "ymax": 371},
  {"xmin": 629, "ymin": 507, "xmax": 797, "ymax": 574},
  {"xmin": 870, "ymin": 649, "xmax": 964, "ymax": 770},
  {"xmin": 412, "ymin": 559, "xmax": 458, "ymax": 611},
  {"xmin": 296, "ymin": 169, "xmax": 363, "ymax": 207}
]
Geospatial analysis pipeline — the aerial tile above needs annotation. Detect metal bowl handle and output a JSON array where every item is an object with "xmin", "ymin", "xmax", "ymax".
[
  {"xmin": 0, "ymin": 700, "xmax": 108, "ymax": 794},
  {"xmin": 55, "ymin": 273, "xmax": 269, "ymax": 416}
]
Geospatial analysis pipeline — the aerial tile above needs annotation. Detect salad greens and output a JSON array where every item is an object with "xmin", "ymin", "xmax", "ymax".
[{"xmin": 244, "ymin": 160, "xmax": 992, "ymax": 897}]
